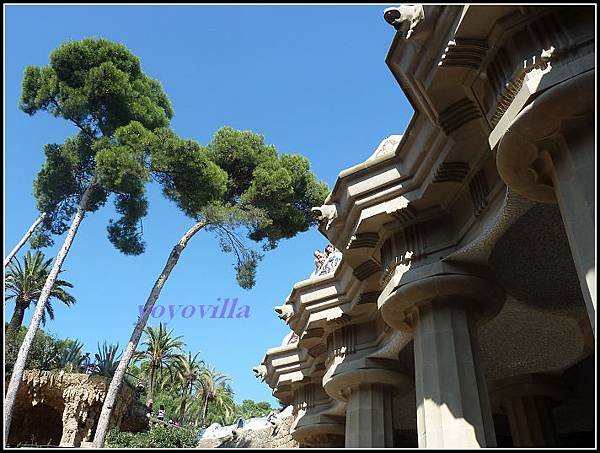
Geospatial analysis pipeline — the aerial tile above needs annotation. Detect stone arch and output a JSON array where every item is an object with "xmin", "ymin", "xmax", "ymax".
[{"xmin": 8, "ymin": 403, "xmax": 63, "ymax": 446}]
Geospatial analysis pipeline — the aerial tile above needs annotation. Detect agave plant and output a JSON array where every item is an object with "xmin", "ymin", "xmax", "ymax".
[
  {"xmin": 95, "ymin": 342, "xmax": 122, "ymax": 378},
  {"xmin": 59, "ymin": 339, "xmax": 84, "ymax": 372}
]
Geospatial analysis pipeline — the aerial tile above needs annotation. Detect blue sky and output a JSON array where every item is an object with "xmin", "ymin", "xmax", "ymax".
[{"xmin": 4, "ymin": 5, "xmax": 413, "ymax": 406}]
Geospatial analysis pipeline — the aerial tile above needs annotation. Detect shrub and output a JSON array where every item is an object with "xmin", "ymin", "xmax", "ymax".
[{"xmin": 106, "ymin": 426, "xmax": 198, "ymax": 448}]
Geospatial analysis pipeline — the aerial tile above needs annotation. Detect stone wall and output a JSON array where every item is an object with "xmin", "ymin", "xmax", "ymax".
[{"xmin": 7, "ymin": 369, "xmax": 148, "ymax": 447}]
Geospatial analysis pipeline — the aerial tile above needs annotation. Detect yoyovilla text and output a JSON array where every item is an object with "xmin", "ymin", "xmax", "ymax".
[{"xmin": 134, "ymin": 298, "xmax": 250, "ymax": 325}]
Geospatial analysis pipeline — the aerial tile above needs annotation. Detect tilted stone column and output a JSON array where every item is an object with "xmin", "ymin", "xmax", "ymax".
[
  {"xmin": 380, "ymin": 267, "xmax": 505, "ymax": 447},
  {"xmin": 491, "ymin": 374, "xmax": 566, "ymax": 447},
  {"xmin": 345, "ymin": 382, "xmax": 395, "ymax": 447},
  {"xmin": 496, "ymin": 69, "xmax": 596, "ymax": 334},
  {"xmin": 324, "ymin": 359, "xmax": 412, "ymax": 448},
  {"xmin": 290, "ymin": 382, "xmax": 345, "ymax": 448},
  {"xmin": 414, "ymin": 300, "xmax": 497, "ymax": 448}
]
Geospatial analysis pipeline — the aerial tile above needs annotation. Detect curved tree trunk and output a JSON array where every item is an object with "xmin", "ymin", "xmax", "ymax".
[
  {"xmin": 92, "ymin": 219, "xmax": 207, "ymax": 447},
  {"xmin": 4, "ymin": 184, "xmax": 95, "ymax": 441},
  {"xmin": 4, "ymin": 212, "xmax": 47, "ymax": 268}
]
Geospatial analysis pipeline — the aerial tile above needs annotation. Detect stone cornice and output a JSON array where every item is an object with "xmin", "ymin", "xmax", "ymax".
[
  {"xmin": 262, "ymin": 343, "xmax": 312, "ymax": 404},
  {"xmin": 285, "ymin": 261, "xmax": 363, "ymax": 337},
  {"xmin": 320, "ymin": 115, "xmax": 454, "ymax": 256}
]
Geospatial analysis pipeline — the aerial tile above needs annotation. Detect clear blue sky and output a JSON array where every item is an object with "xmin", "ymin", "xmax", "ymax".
[{"xmin": 4, "ymin": 5, "xmax": 413, "ymax": 406}]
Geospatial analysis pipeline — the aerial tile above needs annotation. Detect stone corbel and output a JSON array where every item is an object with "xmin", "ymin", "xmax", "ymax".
[
  {"xmin": 367, "ymin": 330, "xmax": 413, "ymax": 360},
  {"xmin": 495, "ymin": 69, "xmax": 594, "ymax": 203}
]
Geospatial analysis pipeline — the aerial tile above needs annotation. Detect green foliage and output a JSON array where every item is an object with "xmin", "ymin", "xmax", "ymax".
[
  {"xmin": 22, "ymin": 39, "xmax": 329, "ymax": 291},
  {"xmin": 206, "ymin": 127, "xmax": 278, "ymax": 201},
  {"xmin": 236, "ymin": 400, "xmax": 274, "ymax": 419},
  {"xmin": 204, "ymin": 384, "xmax": 236, "ymax": 425},
  {"xmin": 199, "ymin": 127, "xmax": 329, "ymax": 288},
  {"xmin": 106, "ymin": 426, "xmax": 198, "ymax": 448},
  {"xmin": 20, "ymin": 38, "xmax": 173, "ymax": 253},
  {"xmin": 151, "ymin": 389, "xmax": 180, "ymax": 423},
  {"xmin": 206, "ymin": 127, "xmax": 329, "ymax": 246},
  {"xmin": 5, "ymin": 325, "xmax": 75, "ymax": 375},
  {"xmin": 152, "ymin": 137, "xmax": 228, "ymax": 218},
  {"xmin": 133, "ymin": 323, "xmax": 186, "ymax": 403},
  {"xmin": 32, "ymin": 134, "xmax": 108, "ymax": 241},
  {"xmin": 20, "ymin": 38, "xmax": 173, "ymax": 137}
]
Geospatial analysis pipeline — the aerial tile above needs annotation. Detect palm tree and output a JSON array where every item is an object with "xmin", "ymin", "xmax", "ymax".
[
  {"xmin": 172, "ymin": 351, "xmax": 204, "ymax": 424},
  {"xmin": 133, "ymin": 323, "xmax": 185, "ymax": 404},
  {"xmin": 197, "ymin": 366, "xmax": 232, "ymax": 426},
  {"xmin": 4, "ymin": 251, "xmax": 76, "ymax": 340},
  {"xmin": 209, "ymin": 384, "xmax": 236, "ymax": 425}
]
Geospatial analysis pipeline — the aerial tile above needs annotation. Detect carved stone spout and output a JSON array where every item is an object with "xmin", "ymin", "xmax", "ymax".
[
  {"xmin": 383, "ymin": 5, "xmax": 425, "ymax": 39},
  {"xmin": 311, "ymin": 204, "xmax": 338, "ymax": 230},
  {"xmin": 252, "ymin": 365, "xmax": 267, "ymax": 382},
  {"xmin": 274, "ymin": 304, "xmax": 295, "ymax": 323}
]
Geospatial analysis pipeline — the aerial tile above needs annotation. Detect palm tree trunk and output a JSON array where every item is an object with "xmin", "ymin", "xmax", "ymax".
[
  {"xmin": 202, "ymin": 396, "xmax": 210, "ymax": 426},
  {"xmin": 4, "ymin": 183, "xmax": 95, "ymax": 440},
  {"xmin": 6, "ymin": 301, "xmax": 27, "ymax": 342},
  {"xmin": 92, "ymin": 219, "xmax": 208, "ymax": 447},
  {"xmin": 148, "ymin": 364, "xmax": 157, "ymax": 405},
  {"xmin": 179, "ymin": 381, "xmax": 191, "ymax": 423},
  {"xmin": 4, "ymin": 213, "xmax": 46, "ymax": 267}
]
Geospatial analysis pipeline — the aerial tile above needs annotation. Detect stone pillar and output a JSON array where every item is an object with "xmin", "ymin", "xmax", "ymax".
[
  {"xmin": 545, "ymin": 119, "xmax": 595, "ymax": 333},
  {"xmin": 345, "ymin": 383, "xmax": 395, "ymax": 447},
  {"xmin": 59, "ymin": 414, "xmax": 83, "ymax": 447},
  {"xmin": 504, "ymin": 395, "xmax": 556, "ymax": 446},
  {"xmin": 81, "ymin": 406, "xmax": 100, "ymax": 443},
  {"xmin": 323, "ymin": 359, "xmax": 412, "ymax": 448},
  {"xmin": 379, "ymin": 266, "xmax": 505, "ymax": 448},
  {"xmin": 290, "ymin": 382, "xmax": 345, "ymax": 448},
  {"xmin": 491, "ymin": 374, "xmax": 566, "ymax": 447},
  {"xmin": 496, "ymin": 69, "xmax": 595, "ymax": 334},
  {"xmin": 414, "ymin": 300, "xmax": 496, "ymax": 448}
]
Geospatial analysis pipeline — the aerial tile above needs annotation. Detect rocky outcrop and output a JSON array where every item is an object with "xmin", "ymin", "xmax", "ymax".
[
  {"xmin": 7, "ymin": 369, "xmax": 148, "ymax": 447},
  {"xmin": 196, "ymin": 409, "xmax": 298, "ymax": 448}
]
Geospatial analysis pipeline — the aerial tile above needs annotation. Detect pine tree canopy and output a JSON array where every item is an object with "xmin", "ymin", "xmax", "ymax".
[{"xmin": 21, "ymin": 38, "xmax": 330, "ymax": 288}]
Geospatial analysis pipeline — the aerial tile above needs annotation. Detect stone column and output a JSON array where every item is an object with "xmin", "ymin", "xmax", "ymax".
[
  {"xmin": 323, "ymin": 359, "xmax": 412, "ymax": 448},
  {"xmin": 414, "ymin": 299, "xmax": 496, "ymax": 447},
  {"xmin": 505, "ymin": 396, "xmax": 556, "ymax": 446},
  {"xmin": 545, "ymin": 118, "xmax": 595, "ymax": 333},
  {"xmin": 496, "ymin": 69, "xmax": 595, "ymax": 334},
  {"xmin": 491, "ymin": 374, "xmax": 566, "ymax": 447},
  {"xmin": 59, "ymin": 413, "xmax": 83, "ymax": 447},
  {"xmin": 379, "ymin": 266, "xmax": 505, "ymax": 448},
  {"xmin": 290, "ymin": 382, "xmax": 345, "ymax": 448},
  {"xmin": 345, "ymin": 383, "xmax": 395, "ymax": 447}
]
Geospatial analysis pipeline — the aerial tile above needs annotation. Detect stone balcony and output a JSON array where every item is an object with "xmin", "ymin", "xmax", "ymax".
[{"xmin": 257, "ymin": 4, "xmax": 594, "ymax": 448}]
